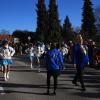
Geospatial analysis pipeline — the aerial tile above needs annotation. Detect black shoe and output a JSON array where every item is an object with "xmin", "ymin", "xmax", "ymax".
[
  {"xmin": 82, "ymin": 87, "xmax": 86, "ymax": 91},
  {"xmin": 72, "ymin": 81, "xmax": 78, "ymax": 86},
  {"xmin": 46, "ymin": 90, "xmax": 50, "ymax": 95},
  {"xmin": 53, "ymin": 91, "xmax": 56, "ymax": 95}
]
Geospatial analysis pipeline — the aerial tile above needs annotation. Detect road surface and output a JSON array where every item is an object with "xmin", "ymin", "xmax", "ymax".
[{"xmin": 0, "ymin": 56, "xmax": 100, "ymax": 100}]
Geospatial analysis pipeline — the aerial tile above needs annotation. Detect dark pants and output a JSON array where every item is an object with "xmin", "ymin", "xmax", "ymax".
[
  {"xmin": 73, "ymin": 65, "xmax": 85, "ymax": 89},
  {"xmin": 47, "ymin": 70, "xmax": 60, "ymax": 92},
  {"xmin": 89, "ymin": 55, "xmax": 94, "ymax": 67}
]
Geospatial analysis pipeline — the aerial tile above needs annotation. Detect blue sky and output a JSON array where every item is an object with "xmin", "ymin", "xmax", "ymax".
[{"xmin": 0, "ymin": 0, "xmax": 100, "ymax": 33}]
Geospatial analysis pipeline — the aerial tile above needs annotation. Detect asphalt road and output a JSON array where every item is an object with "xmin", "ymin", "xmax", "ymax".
[{"xmin": 0, "ymin": 56, "xmax": 100, "ymax": 100}]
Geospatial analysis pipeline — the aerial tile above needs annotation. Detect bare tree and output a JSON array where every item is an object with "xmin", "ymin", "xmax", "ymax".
[{"xmin": 0, "ymin": 29, "xmax": 10, "ymax": 34}]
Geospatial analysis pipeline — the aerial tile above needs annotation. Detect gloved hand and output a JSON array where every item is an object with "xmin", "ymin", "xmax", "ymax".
[
  {"xmin": 73, "ymin": 64, "xmax": 76, "ymax": 68},
  {"xmin": 88, "ymin": 62, "xmax": 89, "ymax": 65}
]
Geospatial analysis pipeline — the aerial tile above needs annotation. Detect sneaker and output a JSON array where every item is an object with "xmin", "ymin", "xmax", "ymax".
[
  {"xmin": 31, "ymin": 66, "xmax": 33, "ymax": 69},
  {"xmin": 4, "ymin": 76, "xmax": 7, "ymax": 81},
  {"xmin": 4, "ymin": 73, "xmax": 8, "ymax": 81},
  {"xmin": 30, "ymin": 64, "xmax": 33, "ymax": 69}
]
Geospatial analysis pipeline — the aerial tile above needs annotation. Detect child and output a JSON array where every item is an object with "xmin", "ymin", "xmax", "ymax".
[
  {"xmin": 0, "ymin": 39, "xmax": 15, "ymax": 81},
  {"xmin": 26, "ymin": 43, "xmax": 35, "ymax": 69}
]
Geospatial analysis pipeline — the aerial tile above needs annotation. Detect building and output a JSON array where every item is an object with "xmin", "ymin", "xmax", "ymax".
[{"xmin": 0, "ymin": 33, "xmax": 13, "ymax": 42}]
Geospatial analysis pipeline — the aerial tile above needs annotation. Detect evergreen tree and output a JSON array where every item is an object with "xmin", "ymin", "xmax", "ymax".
[
  {"xmin": 36, "ymin": 0, "xmax": 47, "ymax": 42},
  {"xmin": 94, "ymin": 5, "xmax": 100, "ymax": 42},
  {"xmin": 95, "ymin": 5, "xmax": 100, "ymax": 35},
  {"xmin": 81, "ymin": 0, "xmax": 96, "ymax": 39},
  {"xmin": 47, "ymin": 0, "xmax": 61, "ymax": 42},
  {"xmin": 62, "ymin": 16, "xmax": 74, "ymax": 42}
]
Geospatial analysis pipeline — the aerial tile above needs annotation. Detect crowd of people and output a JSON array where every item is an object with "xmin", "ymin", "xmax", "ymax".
[
  {"xmin": 0, "ymin": 34, "xmax": 100, "ymax": 95},
  {"xmin": 13, "ymin": 36, "xmax": 100, "ymax": 70}
]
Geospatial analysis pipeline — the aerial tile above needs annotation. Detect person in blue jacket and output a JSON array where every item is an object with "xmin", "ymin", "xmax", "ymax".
[
  {"xmin": 46, "ymin": 43, "xmax": 64, "ymax": 95},
  {"xmin": 72, "ymin": 35, "xmax": 89, "ymax": 91}
]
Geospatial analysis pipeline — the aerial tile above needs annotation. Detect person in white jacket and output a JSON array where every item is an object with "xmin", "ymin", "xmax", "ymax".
[
  {"xmin": 26, "ymin": 43, "xmax": 35, "ymax": 69},
  {"xmin": 34, "ymin": 43, "xmax": 45, "ymax": 72},
  {"xmin": 0, "ymin": 39, "xmax": 15, "ymax": 81}
]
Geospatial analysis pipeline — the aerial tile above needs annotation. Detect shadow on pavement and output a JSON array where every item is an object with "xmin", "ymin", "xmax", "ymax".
[
  {"xmin": 0, "ymin": 83, "xmax": 46, "ymax": 89},
  {"xmin": 4, "ymin": 90, "xmax": 61, "ymax": 96},
  {"xmin": 4, "ymin": 90, "xmax": 48, "ymax": 95},
  {"xmin": 72, "ymin": 91, "xmax": 100, "ymax": 99},
  {"xmin": 0, "ymin": 82, "xmax": 75, "ymax": 90},
  {"xmin": 12, "ymin": 66, "xmax": 89, "ymax": 76},
  {"xmin": 83, "ymin": 75, "xmax": 100, "ymax": 83}
]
